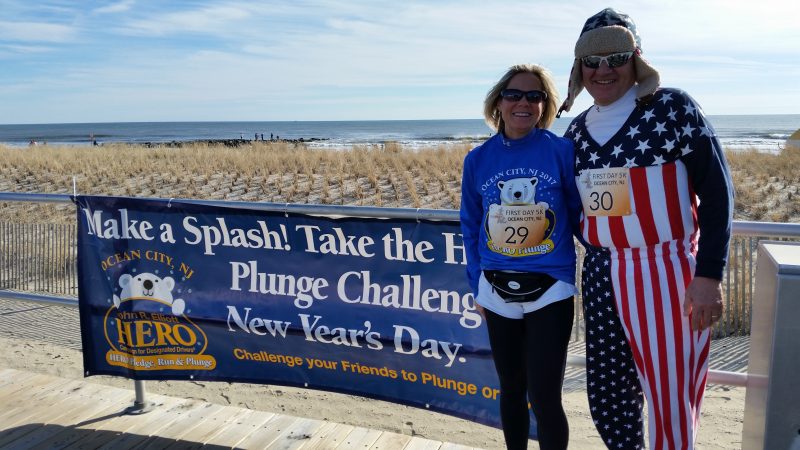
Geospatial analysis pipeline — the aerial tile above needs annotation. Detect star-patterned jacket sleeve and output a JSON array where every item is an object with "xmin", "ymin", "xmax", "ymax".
[
  {"xmin": 561, "ymin": 139, "xmax": 583, "ymax": 238},
  {"xmin": 676, "ymin": 92, "xmax": 734, "ymax": 280},
  {"xmin": 459, "ymin": 150, "xmax": 483, "ymax": 294}
]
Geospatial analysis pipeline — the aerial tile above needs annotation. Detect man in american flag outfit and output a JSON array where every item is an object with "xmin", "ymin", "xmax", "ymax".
[{"xmin": 558, "ymin": 8, "xmax": 734, "ymax": 450}]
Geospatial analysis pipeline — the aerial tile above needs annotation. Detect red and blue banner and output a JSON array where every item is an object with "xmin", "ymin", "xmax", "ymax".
[{"xmin": 75, "ymin": 195, "xmax": 533, "ymax": 433}]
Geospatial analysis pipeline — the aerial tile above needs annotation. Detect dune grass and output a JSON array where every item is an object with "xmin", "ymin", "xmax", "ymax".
[
  {"xmin": 1, "ymin": 141, "xmax": 798, "ymax": 224},
  {"xmin": 725, "ymin": 146, "xmax": 800, "ymax": 222},
  {"xmin": 0, "ymin": 141, "xmax": 468, "ymax": 223}
]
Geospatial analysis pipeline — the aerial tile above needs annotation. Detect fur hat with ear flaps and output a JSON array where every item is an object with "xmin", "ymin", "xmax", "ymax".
[{"xmin": 557, "ymin": 8, "xmax": 660, "ymax": 116}]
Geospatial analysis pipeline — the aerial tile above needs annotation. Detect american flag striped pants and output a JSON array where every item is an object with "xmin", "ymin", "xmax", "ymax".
[{"xmin": 583, "ymin": 244, "xmax": 710, "ymax": 450}]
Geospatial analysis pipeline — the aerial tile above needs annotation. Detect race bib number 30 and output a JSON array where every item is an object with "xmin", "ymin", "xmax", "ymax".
[{"xmin": 577, "ymin": 168, "xmax": 632, "ymax": 217}]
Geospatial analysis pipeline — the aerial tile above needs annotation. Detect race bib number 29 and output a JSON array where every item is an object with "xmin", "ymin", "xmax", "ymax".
[{"xmin": 577, "ymin": 168, "xmax": 632, "ymax": 217}]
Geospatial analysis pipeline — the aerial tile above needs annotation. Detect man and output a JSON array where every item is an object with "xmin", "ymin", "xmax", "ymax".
[{"xmin": 558, "ymin": 8, "xmax": 734, "ymax": 450}]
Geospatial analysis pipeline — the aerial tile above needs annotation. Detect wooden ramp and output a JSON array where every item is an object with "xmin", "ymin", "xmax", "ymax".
[{"xmin": 0, "ymin": 368, "xmax": 480, "ymax": 449}]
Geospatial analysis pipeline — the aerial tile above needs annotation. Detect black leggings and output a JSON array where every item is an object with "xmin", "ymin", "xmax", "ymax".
[{"xmin": 484, "ymin": 298, "xmax": 574, "ymax": 450}]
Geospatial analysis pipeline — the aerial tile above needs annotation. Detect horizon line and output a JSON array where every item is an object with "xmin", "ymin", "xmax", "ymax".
[{"xmin": 2, "ymin": 113, "xmax": 799, "ymax": 127}]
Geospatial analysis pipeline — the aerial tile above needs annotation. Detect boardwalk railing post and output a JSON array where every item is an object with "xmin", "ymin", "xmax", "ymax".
[
  {"xmin": 126, "ymin": 380, "xmax": 154, "ymax": 414},
  {"xmin": 742, "ymin": 241, "xmax": 800, "ymax": 449}
]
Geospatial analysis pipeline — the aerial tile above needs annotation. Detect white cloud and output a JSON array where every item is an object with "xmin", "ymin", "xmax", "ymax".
[
  {"xmin": 0, "ymin": 20, "xmax": 76, "ymax": 43},
  {"xmin": 93, "ymin": 0, "xmax": 135, "ymax": 15},
  {"xmin": 119, "ymin": 3, "xmax": 257, "ymax": 36},
  {"xmin": 0, "ymin": 44, "xmax": 55, "ymax": 54}
]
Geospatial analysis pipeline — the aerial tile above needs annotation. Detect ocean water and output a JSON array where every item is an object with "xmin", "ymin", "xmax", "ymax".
[{"xmin": 1, "ymin": 115, "xmax": 797, "ymax": 153}]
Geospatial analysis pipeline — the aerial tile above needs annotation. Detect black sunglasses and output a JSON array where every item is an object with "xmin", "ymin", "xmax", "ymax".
[
  {"xmin": 500, "ymin": 89, "xmax": 548, "ymax": 103},
  {"xmin": 581, "ymin": 51, "xmax": 634, "ymax": 69}
]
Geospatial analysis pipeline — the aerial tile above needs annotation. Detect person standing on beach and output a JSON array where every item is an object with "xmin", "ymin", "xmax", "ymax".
[
  {"xmin": 557, "ymin": 8, "xmax": 734, "ymax": 449},
  {"xmin": 460, "ymin": 64, "xmax": 581, "ymax": 450}
]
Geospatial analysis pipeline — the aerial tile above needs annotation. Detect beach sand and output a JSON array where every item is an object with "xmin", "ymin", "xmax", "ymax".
[{"xmin": 0, "ymin": 298, "xmax": 747, "ymax": 449}]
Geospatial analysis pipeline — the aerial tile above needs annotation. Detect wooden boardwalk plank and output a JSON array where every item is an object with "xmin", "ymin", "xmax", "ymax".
[
  {"xmin": 336, "ymin": 426, "xmax": 383, "ymax": 449},
  {"xmin": 0, "ymin": 385, "xmax": 103, "ymax": 447},
  {"xmin": 439, "ymin": 443, "xmax": 480, "ymax": 450},
  {"xmin": 262, "ymin": 417, "xmax": 329, "ymax": 450},
  {"xmin": 59, "ymin": 395, "xmax": 192, "ymax": 449},
  {"xmin": 0, "ymin": 378, "xmax": 87, "ymax": 431},
  {"xmin": 0, "ymin": 367, "xmax": 19, "ymax": 387},
  {"xmin": 136, "ymin": 402, "xmax": 229, "ymax": 449},
  {"xmin": 0, "ymin": 378, "xmax": 124, "ymax": 441},
  {"xmin": 234, "ymin": 413, "xmax": 304, "ymax": 449},
  {"xmin": 9, "ymin": 388, "xmax": 134, "ymax": 450},
  {"xmin": 93, "ymin": 398, "xmax": 213, "ymax": 450},
  {"xmin": 162, "ymin": 406, "xmax": 254, "ymax": 449},
  {"xmin": 404, "ymin": 436, "xmax": 447, "ymax": 450},
  {"xmin": 0, "ymin": 368, "xmax": 478, "ymax": 450},
  {"xmin": 21, "ymin": 384, "xmax": 134, "ymax": 449},
  {"xmin": 206, "ymin": 408, "xmax": 275, "ymax": 447},
  {"xmin": 0, "ymin": 372, "xmax": 61, "ymax": 407},
  {"xmin": 300, "ymin": 422, "xmax": 356, "ymax": 450},
  {"xmin": 369, "ymin": 431, "xmax": 414, "ymax": 449}
]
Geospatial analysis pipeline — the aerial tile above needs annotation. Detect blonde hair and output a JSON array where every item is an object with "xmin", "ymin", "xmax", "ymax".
[{"xmin": 483, "ymin": 64, "xmax": 560, "ymax": 132}]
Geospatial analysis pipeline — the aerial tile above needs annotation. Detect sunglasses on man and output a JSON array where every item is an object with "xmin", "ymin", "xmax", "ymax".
[
  {"xmin": 500, "ymin": 89, "xmax": 548, "ymax": 103},
  {"xmin": 581, "ymin": 51, "xmax": 634, "ymax": 69}
]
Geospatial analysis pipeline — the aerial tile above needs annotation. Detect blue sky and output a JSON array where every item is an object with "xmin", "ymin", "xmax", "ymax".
[{"xmin": 1, "ymin": 0, "xmax": 798, "ymax": 124}]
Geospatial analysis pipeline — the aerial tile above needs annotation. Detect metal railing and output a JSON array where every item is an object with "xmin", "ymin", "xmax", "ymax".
[
  {"xmin": 0, "ymin": 222, "xmax": 77, "ymax": 295},
  {"xmin": 2, "ymin": 192, "xmax": 800, "ymax": 340},
  {"xmin": 4, "ymin": 191, "xmax": 800, "ymax": 391}
]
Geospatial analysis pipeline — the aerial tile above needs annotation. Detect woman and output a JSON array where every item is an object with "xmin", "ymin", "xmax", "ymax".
[{"xmin": 460, "ymin": 64, "xmax": 581, "ymax": 450}]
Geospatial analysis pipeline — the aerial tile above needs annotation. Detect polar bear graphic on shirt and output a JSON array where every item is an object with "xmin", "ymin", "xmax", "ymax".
[
  {"xmin": 487, "ymin": 177, "xmax": 553, "ymax": 256},
  {"xmin": 497, "ymin": 177, "xmax": 550, "ymax": 209}
]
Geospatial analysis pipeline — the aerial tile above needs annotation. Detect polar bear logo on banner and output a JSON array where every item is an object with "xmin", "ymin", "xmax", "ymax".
[{"xmin": 112, "ymin": 272, "xmax": 185, "ymax": 315}]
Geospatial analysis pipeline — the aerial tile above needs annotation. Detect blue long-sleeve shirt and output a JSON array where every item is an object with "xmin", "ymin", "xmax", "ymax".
[{"xmin": 460, "ymin": 128, "xmax": 582, "ymax": 294}]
